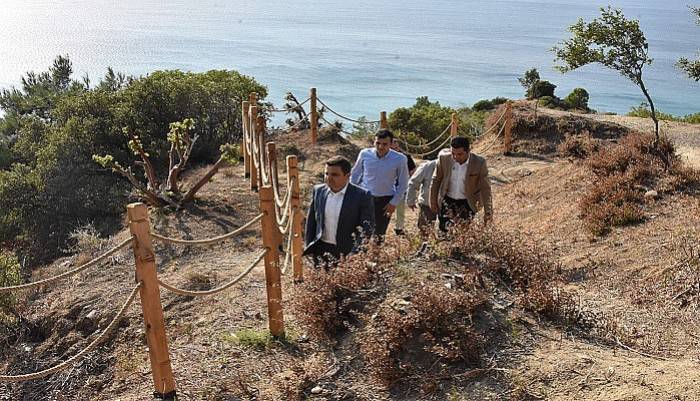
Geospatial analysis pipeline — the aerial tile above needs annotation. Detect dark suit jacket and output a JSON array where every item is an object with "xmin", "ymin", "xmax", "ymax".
[{"xmin": 304, "ymin": 183, "xmax": 375, "ymax": 256}]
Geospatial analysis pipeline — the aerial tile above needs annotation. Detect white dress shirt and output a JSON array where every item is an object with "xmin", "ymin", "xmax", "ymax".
[
  {"xmin": 321, "ymin": 184, "xmax": 348, "ymax": 245},
  {"xmin": 446, "ymin": 155, "xmax": 470, "ymax": 200}
]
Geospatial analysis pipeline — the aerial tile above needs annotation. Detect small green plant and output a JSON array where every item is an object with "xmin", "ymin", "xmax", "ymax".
[{"xmin": 223, "ymin": 328, "xmax": 273, "ymax": 350}]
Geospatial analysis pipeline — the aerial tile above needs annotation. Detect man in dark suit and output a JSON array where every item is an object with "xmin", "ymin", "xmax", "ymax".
[{"xmin": 304, "ymin": 156, "xmax": 375, "ymax": 268}]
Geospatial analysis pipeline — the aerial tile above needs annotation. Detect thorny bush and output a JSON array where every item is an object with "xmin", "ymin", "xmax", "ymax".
[{"xmin": 580, "ymin": 132, "xmax": 699, "ymax": 235}]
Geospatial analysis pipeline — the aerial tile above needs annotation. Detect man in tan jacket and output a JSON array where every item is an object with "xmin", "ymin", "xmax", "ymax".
[{"xmin": 429, "ymin": 136, "xmax": 493, "ymax": 231}]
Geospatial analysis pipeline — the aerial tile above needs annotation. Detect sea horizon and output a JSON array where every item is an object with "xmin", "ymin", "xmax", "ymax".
[{"xmin": 2, "ymin": 0, "xmax": 699, "ymax": 125}]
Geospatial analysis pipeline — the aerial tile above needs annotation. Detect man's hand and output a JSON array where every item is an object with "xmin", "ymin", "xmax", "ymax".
[
  {"xmin": 383, "ymin": 203, "xmax": 396, "ymax": 216},
  {"xmin": 408, "ymin": 204, "xmax": 416, "ymax": 211}
]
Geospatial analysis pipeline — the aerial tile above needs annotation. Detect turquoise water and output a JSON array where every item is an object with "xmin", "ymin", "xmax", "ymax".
[{"xmin": 1, "ymin": 0, "xmax": 699, "ymax": 124}]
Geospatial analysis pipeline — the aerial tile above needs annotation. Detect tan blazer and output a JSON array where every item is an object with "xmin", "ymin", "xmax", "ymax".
[{"xmin": 429, "ymin": 152, "xmax": 493, "ymax": 221}]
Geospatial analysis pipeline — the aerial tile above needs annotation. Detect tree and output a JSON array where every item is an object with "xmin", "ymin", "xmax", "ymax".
[
  {"xmin": 564, "ymin": 88, "xmax": 590, "ymax": 110},
  {"xmin": 518, "ymin": 68, "xmax": 540, "ymax": 98},
  {"xmin": 678, "ymin": 7, "xmax": 700, "ymax": 81},
  {"xmin": 94, "ymin": 119, "xmax": 241, "ymax": 207},
  {"xmin": 553, "ymin": 7, "xmax": 660, "ymax": 143}
]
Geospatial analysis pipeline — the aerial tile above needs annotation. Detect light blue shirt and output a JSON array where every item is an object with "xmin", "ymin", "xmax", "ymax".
[{"xmin": 350, "ymin": 148, "xmax": 409, "ymax": 206}]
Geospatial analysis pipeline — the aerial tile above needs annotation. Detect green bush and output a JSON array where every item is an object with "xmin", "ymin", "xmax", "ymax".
[
  {"xmin": 0, "ymin": 251, "xmax": 21, "ymax": 321},
  {"xmin": 627, "ymin": 103, "xmax": 700, "ymax": 124},
  {"xmin": 528, "ymin": 80, "xmax": 556, "ymax": 99},
  {"xmin": 472, "ymin": 97, "xmax": 509, "ymax": 112},
  {"xmin": 0, "ymin": 56, "xmax": 268, "ymax": 263},
  {"xmin": 388, "ymin": 97, "xmax": 479, "ymax": 153},
  {"xmin": 538, "ymin": 96, "xmax": 567, "ymax": 109},
  {"xmin": 564, "ymin": 88, "xmax": 590, "ymax": 110}
]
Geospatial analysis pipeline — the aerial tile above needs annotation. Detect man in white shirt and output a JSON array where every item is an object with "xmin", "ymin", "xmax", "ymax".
[
  {"xmin": 430, "ymin": 136, "xmax": 493, "ymax": 232},
  {"xmin": 304, "ymin": 156, "xmax": 375, "ymax": 268}
]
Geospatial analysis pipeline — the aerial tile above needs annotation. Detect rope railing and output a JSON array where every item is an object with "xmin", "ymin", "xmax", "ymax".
[
  {"xmin": 397, "ymin": 121, "xmax": 452, "ymax": 151},
  {"xmin": 150, "ymin": 214, "xmax": 264, "ymax": 246},
  {"xmin": 0, "ymin": 237, "xmax": 133, "ymax": 293},
  {"xmin": 0, "ymin": 281, "xmax": 142, "ymax": 383},
  {"xmin": 479, "ymin": 120, "xmax": 507, "ymax": 153},
  {"xmin": 157, "ymin": 249, "xmax": 267, "ymax": 297},
  {"xmin": 275, "ymin": 190, "xmax": 294, "ymax": 229},
  {"xmin": 280, "ymin": 215, "xmax": 295, "ymax": 275},
  {"xmin": 278, "ymin": 113, "xmax": 311, "ymax": 133},
  {"xmin": 317, "ymin": 98, "xmax": 381, "ymax": 124},
  {"xmin": 410, "ymin": 134, "xmax": 454, "ymax": 157},
  {"xmin": 474, "ymin": 108, "xmax": 507, "ymax": 138},
  {"xmin": 265, "ymin": 97, "xmax": 311, "ymax": 113},
  {"xmin": 319, "ymin": 115, "xmax": 358, "ymax": 137}
]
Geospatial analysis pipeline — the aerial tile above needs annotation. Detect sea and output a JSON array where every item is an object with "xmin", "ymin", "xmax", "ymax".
[{"xmin": 1, "ymin": 0, "xmax": 699, "ymax": 126}]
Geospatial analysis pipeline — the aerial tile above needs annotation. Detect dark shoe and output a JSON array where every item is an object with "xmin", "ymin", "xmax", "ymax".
[{"xmin": 394, "ymin": 229, "xmax": 405, "ymax": 236}]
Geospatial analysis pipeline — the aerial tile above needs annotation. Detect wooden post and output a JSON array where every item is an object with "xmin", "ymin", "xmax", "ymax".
[
  {"xmin": 249, "ymin": 92, "xmax": 257, "ymax": 106},
  {"xmin": 259, "ymin": 186, "xmax": 285, "ymax": 337},
  {"xmin": 257, "ymin": 115, "xmax": 267, "ymax": 187},
  {"xmin": 249, "ymin": 105, "xmax": 258, "ymax": 191},
  {"xmin": 287, "ymin": 155, "xmax": 303, "ymax": 282},
  {"xmin": 242, "ymin": 101, "xmax": 251, "ymax": 179},
  {"xmin": 380, "ymin": 111, "xmax": 388, "ymax": 129},
  {"xmin": 267, "ymin": 142, "xmax": 283, "ymax": 249},
  {"xmin": 450, "ymin": 112, "xmax": 458, "ymax": 138},
  {"xmin": 504, "ymin": 101, "xmax": 513, "ymax": 155},
  {"xmin": 310, "ymin": 87, "xmax": 318, "ymax": 145},
  {"xmin": 127, "ymin": 203, "xmax": 176, "ymax": 399}
]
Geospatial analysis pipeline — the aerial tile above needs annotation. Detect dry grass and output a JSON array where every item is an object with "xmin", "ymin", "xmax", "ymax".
[{"xmin": 580, "ymin": 132, "xmax": 699, "ymax": 236}]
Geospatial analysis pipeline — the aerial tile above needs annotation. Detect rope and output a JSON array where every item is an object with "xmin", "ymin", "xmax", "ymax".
[
  {"xmin": 474, "ymin": 109, "xmax": 507, "ymax": 138},
  {"xmin": 151, "ymin": 214, "xmax": 264, "ymax": 246},
  {"xmin": 479, "ymin": 121, "xmax": 507, "ymax": 153},
  {"xmin": 280, "ymin": 213, "xmax": 295, "ymax": 275},
  {"xmin": 316, "ymin": 98, "xmax": 381, "ymax": 124},
  {"xmin": 397, "ymin": 121, "xmax": 452, "ymax": 151},
  {"xmin": 410, "ymin": 134, "xmax": 454, "ymax": 157},
  {"xmin": 266, "ymin": 97, "xmax": 311, "ymax": 113},
  {"xmin": 275, "ymin": 190, "xmax": 293, "ymax": 229},
  {"xmin": 319, "ymin": 116, "xmax": 357, "ymax": 137},
  {"xmin": 0, "ymin": 282, "xmax": 141, "ymax": 382},
  {"xmin": 278, "ymin": 113, "xmax": 311, "ymax": 133},
  {"xmin": 157, "ymin": 249, "xmax": 267, "ymax": 297},
  {"xmin": 270, "ymin": 161, "xmax": 289, "ymax": 209},
  {"xmin": 0, "ymin": 237, "xmax": 133, "ymax": 293}
]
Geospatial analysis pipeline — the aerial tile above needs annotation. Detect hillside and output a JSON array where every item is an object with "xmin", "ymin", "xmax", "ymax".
[{"xmin": 1, "ymin": 106, "xmax": 700, "ymax": 401}]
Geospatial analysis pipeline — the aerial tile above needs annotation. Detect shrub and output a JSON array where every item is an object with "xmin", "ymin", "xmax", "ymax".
[
  {"xmin": 557, "ymin": 132, "xmax": 599, "ymax": 159},
  {"xmin": 358, "ymin": 281, "xmax": 486, "ymax": 384},
  {"xmin": 471, "ymin": 97, "xmax": 509, "ymax": 112},
  {"xmin": 388, "ymin": 97, "xmax": 476, "ymax": 148},
  {"xmin": 579, "ymin": 132, "xmax": 695, "ymax": 236},
  {"xmin": 289, "ymin": 251, "xmax": 376, "ymax": 341},
  {"xmin": 528, "ymin": 80, "xmax": 556, "ymax": 99},
  {"xmin": 564, "ymin": 88, "xmax": 590, "ymax": 110},
  {"xmin": 0, "ymin": 56, "xmax": 266, "ymax": 263},
  {"xmin": 537, "ymin": 95, "xmax": 568, "ymax": 110},
  {"xmin": 0, "ymin": 251, "xmax": 21, "ymax": 322}
]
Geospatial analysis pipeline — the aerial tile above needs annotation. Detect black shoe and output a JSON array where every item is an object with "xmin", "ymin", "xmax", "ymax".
[{"xmin": 394, "ymin": 229, "xmax": 405, "ymax": 236}]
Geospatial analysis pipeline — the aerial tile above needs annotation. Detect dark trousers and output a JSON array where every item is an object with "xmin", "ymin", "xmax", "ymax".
[
  {"xmin": 418, "ymin": 204, "xmax": 437, "ymax": 235},
  {"xmin": 373, "ymin": 196, "xmax": 393, "ymax": 238},
  {"xmin": 438, "ymin": 196, "xmax": 475, "ymax": 232},
  {"xmin": 309, "ymin": 240, "xmax": 341, "ymax": 269}
]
